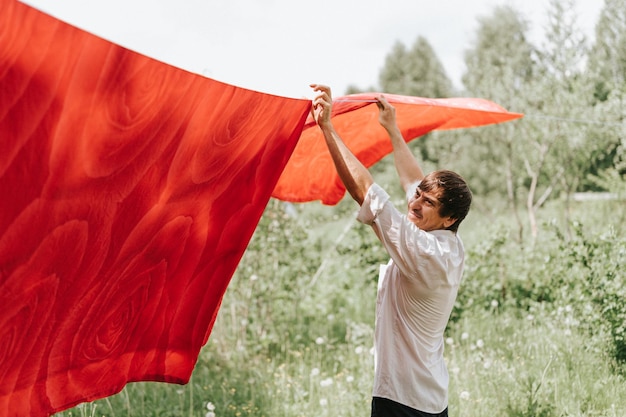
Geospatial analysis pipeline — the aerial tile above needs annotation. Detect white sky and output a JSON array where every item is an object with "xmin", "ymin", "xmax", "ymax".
[{"xmin": 23, "ymin": 0, "xmax": 603, "ymax": 99}]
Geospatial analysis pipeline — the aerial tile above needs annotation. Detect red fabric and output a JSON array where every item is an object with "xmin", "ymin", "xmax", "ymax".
[
  {"xmin": 0, "ymin": 1, "xmax": 310, "ymax": 415},
  {"xmin": 273, "ymin": 94, "xmax": 523, "ymax": 204},
  {"xmin": 1, "ymin": 1, "xmax": 522, "ymax": 415}
]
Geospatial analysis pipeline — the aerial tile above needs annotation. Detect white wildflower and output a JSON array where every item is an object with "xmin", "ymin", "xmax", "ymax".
[{"xmin": 320, "ymin": 377, "xmax": 333, "ymax": 387}]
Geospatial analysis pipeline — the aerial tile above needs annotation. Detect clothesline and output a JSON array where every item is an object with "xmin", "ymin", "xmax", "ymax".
[
  {"xmin": 524, "ymin": 114, "xmax": 624, "ymax": 127},
  {"xmin": 333, "ymin": 99, "xmax": 379, "ymax": 102}
]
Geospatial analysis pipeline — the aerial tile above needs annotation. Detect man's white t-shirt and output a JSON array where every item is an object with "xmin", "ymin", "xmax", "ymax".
[{"xmin": 356, "ymin": 182, "xmax": 465, "ymax": 414}]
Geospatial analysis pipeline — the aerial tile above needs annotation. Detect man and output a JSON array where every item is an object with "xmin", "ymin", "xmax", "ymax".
[{"xmin": 310, "ymin": 84, "xmax": 472, "ymax": 417}]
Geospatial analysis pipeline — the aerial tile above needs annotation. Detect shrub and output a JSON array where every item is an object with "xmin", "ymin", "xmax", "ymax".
[{"xmin": 454, "ymin": 217, "xmax": 626, "ymax": 369}]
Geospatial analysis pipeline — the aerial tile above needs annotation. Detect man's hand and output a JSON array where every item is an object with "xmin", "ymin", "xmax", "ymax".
[
  {"xmin": 376, "ymin": 95, "xmax": 398, "ymax": 132},
  {"xmin": 310, "ymin": 84, "xmax": 333, "ymax": 129}
]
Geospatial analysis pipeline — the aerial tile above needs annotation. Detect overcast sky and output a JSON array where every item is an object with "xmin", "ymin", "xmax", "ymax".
[{"xmin": 24, "ymin": 0, "xmax": 603, "ymax": 99}]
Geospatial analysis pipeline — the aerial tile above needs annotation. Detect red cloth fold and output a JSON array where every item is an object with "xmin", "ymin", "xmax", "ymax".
[
  {"xmin": 0, "ymin": 1, "xmax": 309, "ymax": 415},
  {"xmin": 273, "ymin": 94, "xmax": 523, "ymax": 204}
]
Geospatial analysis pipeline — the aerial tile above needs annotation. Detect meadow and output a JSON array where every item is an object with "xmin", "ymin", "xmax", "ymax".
[{"xmin": 58, "ymin": 164, "xmax": 626, "ymax": 417}]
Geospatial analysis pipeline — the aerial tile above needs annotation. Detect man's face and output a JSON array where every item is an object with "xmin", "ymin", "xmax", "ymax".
[{"xmin": 407, "ymin": 187, "xmax": 455, "ymax": 232}]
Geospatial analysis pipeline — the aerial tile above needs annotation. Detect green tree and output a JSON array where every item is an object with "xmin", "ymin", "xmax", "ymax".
[
  {"xmin": 459, "ymin": 5, "xmax": 536, "ymax": 242},
  {"xmin": 588, "ymin": 0, "xmax": 626, "ymax": 101},
  {"xmin": 462, "ymin": 6, "xmax": 535, "ymax": 104},
  {"xmin": 583, "ymin": 0, "xmax": 626, "ymax": 204},
  {"xmin": 379, "ymin": 36, "xmax": 453, "ymax": 98},
  {"xmin": 530, "ymin": 0, "xmax": 626, "ymax": 241},
  {"xmin": 376, "ymin": 36, "xmax": 455, "ymax": 171},
  {"xmin": 521, "ymin": 0, "xmax": 591, "ymax": 240}
]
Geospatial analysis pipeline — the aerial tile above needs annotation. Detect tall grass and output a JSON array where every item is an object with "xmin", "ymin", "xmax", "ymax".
[{"xmin": 57, "ymin": 194, "xmax": 626, "ymax": 417}]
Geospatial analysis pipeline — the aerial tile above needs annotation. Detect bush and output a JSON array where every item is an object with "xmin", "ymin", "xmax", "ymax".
[{"xmin": 454, "ymin": 217, "xmax": 626, "ymax": 369}]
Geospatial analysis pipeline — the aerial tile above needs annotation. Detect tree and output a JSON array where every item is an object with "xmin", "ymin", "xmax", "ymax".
[
  {"xmin": 460, "ymin": 0, "xmax": 610, "ymax": 242},
  {"xmin": 521, "ymin": 0, "xmax": 591, "ymax": 240},
  {"xmin": 581, "ymin": 0, "xmax": 626, "ymax": 206},
  {"xmin": 588, "ymin": 0, "xmax": 626, "ymax": 101},
  {"xmin": 376, "ymin": 36, "xmax": 455, "ymax": 169},
  {"xmin": 379, "ymin": 36, "xmax": 453, "ymax": 98},
  {"xmin": 462, "ymin": 6, "xmax": 535, "ymax": 103},
  {"xmin": 460, "ymin": 5, "xmax": 536, "ymax": 242}
]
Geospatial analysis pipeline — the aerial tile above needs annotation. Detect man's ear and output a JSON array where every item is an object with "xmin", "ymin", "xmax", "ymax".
[{"xmin": 443, "ymin": 217, "xmax": 456, "ymax": 229}]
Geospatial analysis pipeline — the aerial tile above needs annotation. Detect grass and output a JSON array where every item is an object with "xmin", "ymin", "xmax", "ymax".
[
  {"xmin": 448, "ymin": 305, "xmax": 625, "ymax": 417},
  {"xmin": 56, "ymin": 193, "xmax": 626, "ymax": 417}
]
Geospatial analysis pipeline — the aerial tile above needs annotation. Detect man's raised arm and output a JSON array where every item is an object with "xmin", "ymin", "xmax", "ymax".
[
  {"xmin": 311, "ymin": 84, "xmax": 373, "ymax": 205},
  {"xmin": 376, "ymin": 96, "xmax": 424, "ymax": 192}
]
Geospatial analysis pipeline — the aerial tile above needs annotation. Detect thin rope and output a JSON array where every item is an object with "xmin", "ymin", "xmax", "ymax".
[
  {"xmin": 307, "ymin": 215, "xmax": 357, "ymax": 289},
  {"xmin": 524, "ymin": 114, "xmax": 625, "ymax": 127},
  {"xmin": 334, "ymin": 99, "xmax": 379, "ymax": 102}
]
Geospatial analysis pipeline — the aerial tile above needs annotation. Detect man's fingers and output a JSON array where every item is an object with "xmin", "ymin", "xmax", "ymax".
[
  {"xmin": 376, "ymin": 95, "xmax": 390, "ymax": 107},
  {"xmin": 310, "ymin": 83, "xmax": 332, "ymax": 98}
]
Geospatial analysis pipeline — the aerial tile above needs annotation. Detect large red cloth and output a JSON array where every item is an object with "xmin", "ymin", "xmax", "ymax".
[
  {"xmin": 1, "ymin": 1, "xmax": 523, "ymax": 416},
  {"xmin": 0, "ymin": 1, "xmax": 310, "ymax": 415},
  {"xmin": 273, "ymin": 95, "xmax": 523, "ymax": 204}
]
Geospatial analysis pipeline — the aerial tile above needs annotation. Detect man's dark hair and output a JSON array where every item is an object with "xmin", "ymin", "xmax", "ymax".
[{"xmin": 419, "ymin": 170, "xmax": 472, "ymax": 232}]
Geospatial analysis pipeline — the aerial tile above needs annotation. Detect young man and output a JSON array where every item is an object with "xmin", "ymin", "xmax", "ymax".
[{"xmin": 310, "ymin": 84, "xmax": 472, "ymax": 417}]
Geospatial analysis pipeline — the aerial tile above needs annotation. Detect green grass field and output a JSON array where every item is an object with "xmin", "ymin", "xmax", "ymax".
[{"xmin": 57, "ymin": 193, "xmax": 626, "ymax": 417}]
